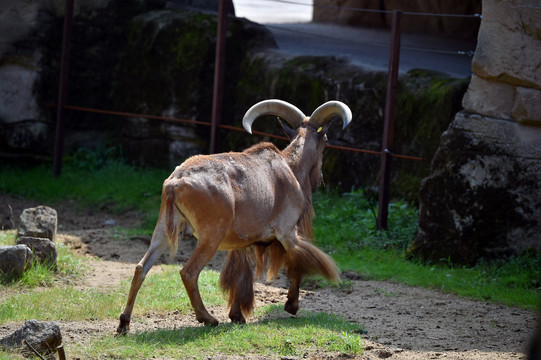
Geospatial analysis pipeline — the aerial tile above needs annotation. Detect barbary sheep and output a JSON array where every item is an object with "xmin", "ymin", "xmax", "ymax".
[{"xmin": 117, "ymin": 99, "xmax": 352, "ymax": 334}]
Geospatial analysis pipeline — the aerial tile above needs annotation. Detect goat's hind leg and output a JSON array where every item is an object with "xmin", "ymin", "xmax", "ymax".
[
  {"xmin": 284, "ymin": 274, "xmax": 301, "ymax": 315},
  {"xmin": 180, "ymin": 237, "xmax": 222, "ymax": 326},
  {"xmin": 280, "ymin": 235, "xmax": 339, "ymax": 316},
  {"xmin": 117, "ymin": 225, "xmax": 169, "ymax": 335}
]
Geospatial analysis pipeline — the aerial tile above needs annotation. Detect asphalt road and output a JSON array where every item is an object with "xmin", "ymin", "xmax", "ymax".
[{"xmin": 233, "ymin": 0, "xmax": 475, "ymax": 78}]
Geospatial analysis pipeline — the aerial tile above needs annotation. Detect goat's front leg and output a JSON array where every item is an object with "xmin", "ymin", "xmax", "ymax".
[{"xmin": 180, "ymin": 240, "xmax": 221, "ymax": 326}]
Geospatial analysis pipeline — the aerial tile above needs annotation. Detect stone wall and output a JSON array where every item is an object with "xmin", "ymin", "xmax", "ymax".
[
  {"xmin": 462, "ymin": 1, "xmax": 541, "ymax": 125},
  {"xmin": 313, "ymin": 0, "xmax": 481, "ymax": 39},
  {"xmin": 0, "ymin": 0, "xmax": 271, "ymax": 166},
  {"xmin": 408, "ymin": 0, "xmax": 541, "ymax": 264}
]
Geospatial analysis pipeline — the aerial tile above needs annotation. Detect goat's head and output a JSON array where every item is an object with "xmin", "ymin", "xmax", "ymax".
[{"xmin": 242, "ymin": 99, "xmax": 352, "ymax": 191}]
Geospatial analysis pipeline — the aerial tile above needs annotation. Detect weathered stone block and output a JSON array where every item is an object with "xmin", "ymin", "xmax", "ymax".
[
  {"xmin": 0, "ymin": 319, "xmax": 62, "ymax": 357},
  {"xmin": 472, "ymin": 0, "xmax": 541, "ymax": 89},
  {"xmin": 462, "ymin": 75, "xmax": 515, "ymax": 120},
  {"xmin": 512, "ymin": 86, "xmax": 541, "ymax": 125},
  {"xmin": 0, "ymin": 244, "xmax": 33, "ymax": 275},
  {"xmin": 17, "ymin": 237, "xmax": 57, "ymax": 267},
  {"xmin": 17, "ymin": 206, "xmax": 57, "ymax": 242}
]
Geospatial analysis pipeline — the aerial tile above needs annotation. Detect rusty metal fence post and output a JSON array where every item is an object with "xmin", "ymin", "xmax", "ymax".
[
  {"xmin": 209, "ymin": 0, "xmax": 228, "ymax": 154},
  {"xmin": 377, "ymin": 10, "xmax": 402, "ymax": 230},
  {"xmin": 53, "ymin": 0, "xmax": 74, "ymax": 177}
]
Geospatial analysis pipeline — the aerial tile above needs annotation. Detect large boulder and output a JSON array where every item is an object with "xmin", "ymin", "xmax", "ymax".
[
  {"xmin": 0, "ymin": 0, "xmax": 276, "ymax": 167},
  {"xmin": 463, "ymin": 0, "xmax": 541, "ymax": 126},
  {"xmin": 408, "ymin": 113, "xmax": 541, "ymax": 263},
  {"xmin": 409, "ymin": 0, "xmax": 541, "ymax": 263}
]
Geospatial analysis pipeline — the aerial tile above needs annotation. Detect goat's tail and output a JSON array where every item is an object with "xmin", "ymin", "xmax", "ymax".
[
  {"xmin": 163, "ymin": 181, "xmax": 183, "ymax": 258},
  {"xmin": 254, "ymin": 237, "xmax": 339, "ymax": 283},
  {"xmin": 254, "ymin": 241, "xmax": 286, "ymax": 282},
  {"xmin": 285, "ymin": 237, "xmax": 340, "ymax": 282},
  {"xmin": 219, "ymin": 249, "xmax": 255, "ymax": 317}
]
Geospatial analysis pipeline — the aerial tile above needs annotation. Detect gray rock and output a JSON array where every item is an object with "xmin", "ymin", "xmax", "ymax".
[
  {"xmin": 17, "ymin": 237, "xmax": 57, "ymax": 268},
  {"xmin": 411, "ymin": 0, "xmax": 541, "ymax": 264},
  {"xmin": 408, "ymin": 112, "xmax": 541, "ymax": 263},
  {"xmin": 472, "ymin": 0, "xmax": 541, "ymax": 89},
  {"xmin": 464, "ymin": 0, "xmax": 541, "ymax": 126},
  {"xmin": 0, "ymin": 319, "xmax": 62, "ymax": 357},
  {"xmin": 462, "ymin": 74, "xmax": 515, "ymax": 120},
  {"xmin": 0, "ymin": 244, "xmax": 33, "ymax": 275},
  {"xmin": 17, "ymin": 206, "xmax": 57, "ymax": 242}
]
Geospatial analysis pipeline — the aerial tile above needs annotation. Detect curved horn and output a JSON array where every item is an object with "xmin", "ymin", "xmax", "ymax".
[
  {"xmin": 242, "ymin": 99, "xmax": 306, "ymax": 134},
  {"xmin": 308, "ymin": 100, "xmax": 352, "ymax": 130}
]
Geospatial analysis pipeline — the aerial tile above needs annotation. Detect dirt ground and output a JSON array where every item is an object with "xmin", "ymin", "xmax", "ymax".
[{"xmin": 0, "ymin": 194, "xmax": 538, "ymax": 359}]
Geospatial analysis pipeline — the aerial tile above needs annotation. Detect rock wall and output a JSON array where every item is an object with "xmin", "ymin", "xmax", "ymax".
[
  {"xmin": 313, "ymin": 0, "xmax": 481, "ymax": 39},
  {"xmin": 0, "ymin": 0, "xmax": 273, "ymax": 166},
  {"xmin": 409, "ymin": 0, "xmax": 541, "ymax": 264}
]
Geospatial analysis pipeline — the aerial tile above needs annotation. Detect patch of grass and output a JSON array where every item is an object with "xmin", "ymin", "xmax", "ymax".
[
  {"xmin": 66, "ymin": 306, "xmax": 362, "ymax": 359},
  {"xmin": 312, "ymin": 190, "xmax": 540, "ymax": 310},
  {"xmin": 0, "ymin": 265, "xmax": 222, "ymax": 323},
  {"xmin": 313, "ymin": 190, "xmax": 417, "ymax": 252},
  {"xmin": 135, "ymin": 265, "xmax": 224, "ymax": 315},
  {"xmin": 0, "ymin": 149, "xmax": 170, "ymax": 232}
]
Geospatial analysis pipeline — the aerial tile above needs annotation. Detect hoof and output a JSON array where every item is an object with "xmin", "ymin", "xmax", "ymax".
[
  {"xmin": 284, "ymin": 299, "xmax": 299, "ymax": 315},
  {"xmin": 204, "ymin": 319, "xmax": 219, "ymax": 327},
  {"xmin": 198, "ymin": 315, "xmax": 219, "ymax": 327},
  {"xmin": 116, "ymin": 315, "xmax": 130, "ymax": 335},
  {"xmin": 229, "ymin": 313, "xmax": 246, "ymax": 324}
]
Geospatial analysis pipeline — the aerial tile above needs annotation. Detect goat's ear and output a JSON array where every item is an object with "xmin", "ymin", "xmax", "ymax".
[
  {"xmin": 279, "ymin": 118, "xmax": 296, "ymax": 140},
  {"xmin": 316, "ymin": 118, "xmax": 336, "ymax": 139}
]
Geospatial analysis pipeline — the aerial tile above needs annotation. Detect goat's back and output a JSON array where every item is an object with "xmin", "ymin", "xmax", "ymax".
[{"xmin": 165, "ymin": 142, "xmax": 305, "ymax": 246}]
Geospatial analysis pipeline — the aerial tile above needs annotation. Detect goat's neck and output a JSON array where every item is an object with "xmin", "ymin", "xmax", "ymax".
[
  {"xmin": 283, "ymin": 135, "xmax": 314, "ymax": 184},
  {"xmin": 283, "ymin": 135, "xmax": 317, "ymax": 235}
]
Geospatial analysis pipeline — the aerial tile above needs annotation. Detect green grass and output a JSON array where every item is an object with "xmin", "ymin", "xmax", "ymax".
[
  {"xmin": 0, "ymin": 265, "xmax": 222, "ymax": 323},
  {"xmin": 313, "ymin": 189, "xmax": 540, "ymax": 310},
  {"xmin": 69, "ymin": 308, "xmax": 362, "ymax": 359}
]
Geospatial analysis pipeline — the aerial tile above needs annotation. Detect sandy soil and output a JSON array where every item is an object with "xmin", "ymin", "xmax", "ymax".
[{"xmin": 0, "ymin": 194, "xmax": 538, "ymax": 359}]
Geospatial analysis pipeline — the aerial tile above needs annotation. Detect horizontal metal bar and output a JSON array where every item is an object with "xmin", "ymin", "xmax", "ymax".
[{"xmin": 39, "ymin": 102, "xmax": 423, "ymax": 161}]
